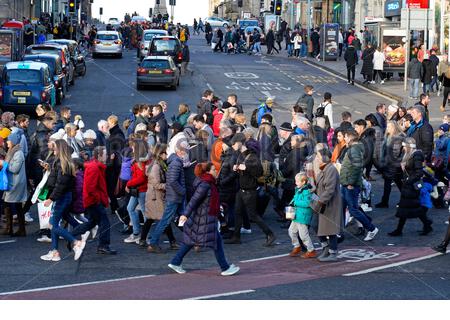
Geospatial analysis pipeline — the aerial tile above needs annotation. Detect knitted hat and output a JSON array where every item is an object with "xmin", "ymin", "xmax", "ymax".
[
  {"xmin": 7, "ymin": 131, "xmax": 21, "ymax": 145},
  {"xmin": 440, "ymin": 124, "xmax": 450, "ymax": 132}
]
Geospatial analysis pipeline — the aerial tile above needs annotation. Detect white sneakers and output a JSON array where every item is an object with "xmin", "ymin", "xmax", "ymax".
[
  {"xmin": 364, "ymin": 227, "xmax": 379, "ymax": 241},
  {"xmin": 221, "ymin": 264, "xmax": 240, "ymax": 276},
  {"xmin": 24, "ymin": 212, "xmax": 34, "ymax": 223},
  {"xmin": 380, "ymin": 80, "xmax": 385, "ymax": 84},
  {"xmin": 40, "ymin": 250, "xmax": 61, "ymax": 262},
  {"xmin": 168, "ymin": 263, "xmax": 186, "ymax": 274},
  {"xmin": 91, "ymin": 226, "xmax": 98, "ymax": 239},
  {"xmin": 81, "ymin": 231, "xmax": 91, "ymax": 243},
  {"xmin": 360, "ymin": 203, "xmax": 373, "ymax": 212},
  {"xmin": 37, "ymin": 235, "xmax": 52, "ymax": 243},
  {"xmin": 240, "ymin": 228, "xmax": 252, "ymax": 234},
  {"xmin": 124, "ymin": 234, "xmax": 140, "ymax": 244},
  {"xmin": 73, "ymin": 241, "xmax": 85, "ymax": 261},
  {"xmin": 168, "ymin": 263, "xmax": 240, "ymax": 276}
]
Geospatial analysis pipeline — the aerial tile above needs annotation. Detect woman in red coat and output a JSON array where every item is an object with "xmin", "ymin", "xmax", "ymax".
[{"xmin": 124, "ymin": 139, "xmax": 150, "ymax": 244}]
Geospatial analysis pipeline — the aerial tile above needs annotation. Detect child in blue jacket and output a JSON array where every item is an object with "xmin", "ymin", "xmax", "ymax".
[{"xmin": 288, "ymin": 172, "xmax": 316, "ymax": 258}]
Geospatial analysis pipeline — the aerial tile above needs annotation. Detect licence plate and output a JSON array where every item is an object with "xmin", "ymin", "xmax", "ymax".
[
  {"xmin": 17, "ymin": 97, "xmax": 26, "ymax": 104},
  {"xmin": 13, "ymin": 91, "xmax": 31, "ymax": 97},
  {"xmin": 148, "ymin": 70, "xmax": 162, "ymax": 74},
  {"xmin": 103, "ymin": 43, "xmax": 112, "ymax": 46}
]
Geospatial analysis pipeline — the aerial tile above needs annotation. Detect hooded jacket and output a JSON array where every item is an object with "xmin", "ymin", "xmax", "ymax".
[
  {"xmin": 165, "ymin": 153, "xmax": 186, "ymax": 203},
  {"xmin": 83, "ymin": 159, "xmax": 109, "ymax": 208},
  {"xmin": 236, "ymin": 140, "xmax": 263, "ymax": 190}
]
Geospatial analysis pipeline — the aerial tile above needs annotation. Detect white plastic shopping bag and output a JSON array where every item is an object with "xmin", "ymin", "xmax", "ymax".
[
  {"xmin": 31, "ymin": 171, "xmax": 50, "ymax": 204},
  {"xmin": 38, "ymin": 202, "xmax": 52, "ymax": 230}
]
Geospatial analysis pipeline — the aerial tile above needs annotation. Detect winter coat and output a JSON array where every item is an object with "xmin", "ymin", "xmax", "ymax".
[
  {"xmin": 381, "ymin": 134, "xmax": 405, "ymax": 180},
  {"xmin": 83, "ymin": 159, "xmax": 109, "ymax": 208},
  {"xmin": 408, "ymin": 120, "xmax": 434, "ymax": 162},
  {"xmin": 314, "ymin": 162, "xmax": 342, "ymax": 236},
  {"xmin": 236, "ymin": 148, "xmax": 263, "ymax": 190},
  {"xmin": 145, "ymin": 161, "xmax": 166, "ymax": 220},
  {"xmin": 197, "ymin": 98, "xmax": 213, "ymax": 121},
  {"xmin": 291, "ymin": 186, "xmax": 313, "ymax": 225},
  {"xmin": 435, "ymin": 133, "xmax": 450, "ymax": 164},
  {"xmin": 189, "ymin": 139, "xmax": 209, "ymax": 165},
  {"xmin": 344, "ymin": 46, "xmax": 358, "ymax": 67},
  {"xmin": 211, "ymin": 139, "xmax": 223, "ymax": 172},
  {"xmin": 71, "ymin": 170, "xmax": 85, "ymax": 214},
  {"xmin": 373, "ymin": 50, "xmax": 385, "ymax": 71},
  {"xmin": 165, "ymin": 153, "xmax": 186, "ymax": 203},
  {"xmin": 212, "ymin": 108, "xmax": 223, "ymax": 137},
  {"xmin": 361, "ymin": 47, "xmax": 375, "ymax": 76},
  {"xmin": 47, "ymin": 159, "xmax": 75, "ymax": 201},
  {"xmin": 151, "ymin": 113, "xmax": 169, "ymax": 144},
  {"xmin": 279, "ymin": 134, "xmax": 292, "ymax": 169},
  {"xmin": 257, "ymin": 125, "xmax": 276, "ymax": 162},
  {"xmin": 107, "ymin": 125, "xmax": 126, "ymax": 157},
  {"xmin": 396, "ymin": 150, "xmax": 425, "ymax": 219},
  {"xmin": 408, "ymin": 58, "xmax": 422, "ymax": 79},
  {"xmin": 421, "ymin": 59, "xmax": 434, "ymax": 84},
  {"xmin": 174, "ymin": 111, "xmax": 190, "ymax": 127},
  {"xmin": 293, "ymin": 34, "xmax": 302, "ymax": 50},
  {"xmin": 281, "ymin": 146, "xmax": 308, "ymax": 190},
  {"xmin": 340, "ymin": 140, "xmax": 364, "ymax": 187},
  {"xmin": 359, "ymin": 128, "xmax": 375, "ymax": 167},
  {"xmin": 29, "ymin": 122, "xmax": 52, "ymax": 181},
  {"xmin": 296, "ymin": 94, "xmax": 314, "ymax": 121},
  {"xmin": 183, "ymin": 177, "xmax": 218, "ymax": 249},
  {"xmin": 126, "ymin": 161, "xmax": 149, "ymax": 193},
  {"xmin": 429, "ymin": 54, "xmax": 439, "ymax": 76},
  {"xmin": 218, "ymin": 148, "xmax": 238, "ymax": 198},
  {"xmin": 119, "ymin": 148, "xmax": 133, "ymax": 181},
  {"xmin": 3, "ymin": 148, "xmax": 27, "ymax": 203},
  {"xmin": 313, "ymin": 126, "xmax": 327, "ymax": 144}
]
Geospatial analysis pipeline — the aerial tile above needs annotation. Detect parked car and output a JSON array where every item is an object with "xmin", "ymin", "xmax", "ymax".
[
  {"xmin": 23, "ymin": 53, "xmax": 66, "ymax": 105},
  {"xmin": 0, "ymin": 61, "xmax": 55, "ymax": 111},
  {"xmin": 147, "ymin": 36, "xmax": 182, "ymax": 66},
  {"xmin": 45, "ymin": 39, "xmax": 87, "ymax": 76},
  {"xmin": 238, "ymin": 19, "xmax": 259, "ymax": 31},
  {"xmin": 204, "ymin": 17, "xmax": 230, "ymax": 28},
  {"xmin": 92, "ymin": 31, "xmax": 123, "ymax": 58},
  {"xmin": 25, "ymin": 43, "xmax": 75, "ymax": 86},
  {"xmin": 136, "ymin": 56, "xmax": 180, "ymax": 90},
  {"xmin": 139, "ymin": 29, "xmax": 169, "ymax": 60}
]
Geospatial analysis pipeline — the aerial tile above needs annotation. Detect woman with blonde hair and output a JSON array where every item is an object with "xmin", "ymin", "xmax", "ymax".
[
  {"xmin": 220, "ymin": 106, "xmax": 237, "ymax": 128},
  {"xmin": 173, "ymin": 103, "xmax": 191, "ymax": 127},
  {"xmin": 234, "ymin": 113, "xmax": 247, "ymax": 132},
  {"xmin": 41, "ymin": 139, "xmax": 85, "ymax": 262}
]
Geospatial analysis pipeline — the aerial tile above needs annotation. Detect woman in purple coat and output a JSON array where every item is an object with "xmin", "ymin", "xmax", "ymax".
[{"xmin": 168, "ymin": 162, "xmax": 240, "ymax": 276}]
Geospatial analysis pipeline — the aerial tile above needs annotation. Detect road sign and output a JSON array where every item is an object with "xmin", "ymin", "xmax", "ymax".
[
  {"xmin": 400, "ymin": 8, "xmax": 433, "ymax": 29},
  {"xmin": 407, "ymin": 0, "xmax": 429, "ymax": 9}
]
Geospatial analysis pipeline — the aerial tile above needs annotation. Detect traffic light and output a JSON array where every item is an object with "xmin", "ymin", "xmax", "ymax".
[
  {"xmin": 238, "ymin": 0, "xmax": 243, "ymax": 7},
  {"xmin": 270, "ymin": 1, "xmax": 274, "ymax": 13},
  {"xmin": 156, "ymin": 0, "xmax": 160, "ymax": 5},
  {"xmin": 69, "ymin": 0, "xmax": 75, "ymax": 13},
  {"xmin": 275, "ymin": 0, "xmax": 282, "ymax": 15}
]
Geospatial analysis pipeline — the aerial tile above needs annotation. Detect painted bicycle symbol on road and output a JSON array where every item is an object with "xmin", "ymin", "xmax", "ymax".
[{"xmin": 338, "ymin": 249, "xmax": 399, "ymax": 263}]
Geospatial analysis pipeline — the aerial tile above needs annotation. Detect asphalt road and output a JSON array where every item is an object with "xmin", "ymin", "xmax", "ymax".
[{"xmin": 0, "ymin": 33, "xmax": 449, "ymax": 299}]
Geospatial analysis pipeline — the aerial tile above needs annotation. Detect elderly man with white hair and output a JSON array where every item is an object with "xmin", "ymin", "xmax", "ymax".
[{"xmin": 95, "ymin": 119, "xmax": 109, "ymax": 147}]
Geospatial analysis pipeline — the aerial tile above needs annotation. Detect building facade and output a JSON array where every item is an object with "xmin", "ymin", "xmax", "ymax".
[{"xmin": 0, "ymin": 0, "xmax": 33, "ymax": 23}]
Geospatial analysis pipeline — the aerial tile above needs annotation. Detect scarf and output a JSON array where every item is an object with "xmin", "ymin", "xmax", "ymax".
[
  {"xmin": 200, "ymin": 173, "xmax": 220, "ymax": 217},
  {"xmin": 5, "ymin": 144, "xmax": 21, "ymax": 163},
  {"xmin": 407, "ymin": 119, "xmax": 423, "ymax": 137}
]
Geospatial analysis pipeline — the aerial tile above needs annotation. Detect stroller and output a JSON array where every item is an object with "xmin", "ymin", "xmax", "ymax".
[{"xmin": 236, "ymin": 40, "xmax": 249, "ymax": 54}]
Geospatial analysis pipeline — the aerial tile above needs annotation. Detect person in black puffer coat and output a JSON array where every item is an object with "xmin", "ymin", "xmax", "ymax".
[
  {"xmin": 361, "ymin": 44, "xmax": 375, "ymax": 83},
  {"xmin": 389, "ymin": 138, "xmax": 432, "ymax": 236},
  {"xmin": 421, "ymin": 54, "xmax": 434, "ymax": 94},
  {"xmin": 354, "ymin": 119, "xmax": 375, "ymax": 179},
  {"xmin": 169, "ymin": 163, "xmax": 240, "ymax": 276}
]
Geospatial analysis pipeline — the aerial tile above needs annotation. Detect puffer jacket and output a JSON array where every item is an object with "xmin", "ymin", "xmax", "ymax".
[
  {"xmin": 291, "ymin": 185, "xmax": 313, "ymax": 225},
  {"xmin": 218, "ymin": 148, "xmax": 238, "ymax": 198},
  {"xmin": 359, "ymin": 128, "xmax": 375, "ymax": 168},
  {"xmin": 381, "ymin": 134, "xmax": 405, "ymax": 180},
  {"xmin": 183, "ymin": 177, "xmax": 218, "ymax": 249},
  {"xmin": 47, "ymin": 159, "xmax": 75, "ymax": 201},
  {"xmin": 281, "ymin": 146, "xmax": 308, "ymax": 189},
  {"xmin": 71, "ymin": 169, "xmax": 85, "ymax": 214},
  {"xmin": 408, "ymin": 120, "xmax": 434, "ymax": 162},
  {"xmin": 166, "ymin": 153, "xmax": 186, "ymax": 203},
  {"xmin": 236, "ymin": 143, "xmax": 263, "ymax": 190},
  {"xmin": 421, "ymin": 59, "xmax": 434, "ymax": 84},
  {"xmin": 408, "ymin": 58, "xmax": 422, "ymax": 79},
  {"xmin": 340, "ymin": 140, "xmax": 364, "ymax": 187},
  {"xmin": 126, "ymin": 161, "xmax": 149, "ymax": 193}
]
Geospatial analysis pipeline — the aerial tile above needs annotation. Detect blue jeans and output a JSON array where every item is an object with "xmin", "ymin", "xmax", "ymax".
[
  {"xmin": 50, "ymin": 192, "xmax": 76, "ymax": 250},
  {"xmin": 430, "ymin": 76, "xmax": 439, "ymax": 91},
  {"xmin": 171, "ymin": 231, "xmax": 230, "ymax": 271},
  {"xmin": 127, "ymin": 192, "xmax": 146, "ymax": 235},
  {"xmin": 253, "ymin": 42, "xmax": 261, "ymax": 54},
  {"xmin": 287, "ymin": 43, "xmax": 293, "ymax": 56},
  {"xmin": 409, "ymin": 78, "xmax": 420, "ymax": 98},
  {"xmin": 300, "ymin": 43, "xmax": 307, "ymax": 57},
  {"xmin": 150, "ymin": 201, "xmax": 183, "ymax": 246},
  {"xmin": 341, "ymin": 186, "xmax": 375, "ymax": 232},
  {"xmin": 423, "ymin": 82, "xmax": 431, "ymax": 94}
]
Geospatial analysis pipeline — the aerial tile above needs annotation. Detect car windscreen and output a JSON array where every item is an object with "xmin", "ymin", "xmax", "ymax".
[
  {"xmin": 151, "ymin": 39, "xmax": 178, "ymax": 52},
  {"xmin": 24, "ymin": 58, "xmax": 56, "ymax": 74},
  {"xmin": 144, "ymin": 32, "xmax": 166, "ymax": 41},
  {"xmin": 97, "ymin": 34, "xmax": 118, "ymax": 41},
  {"xmin": 141, "ymin": 60, "xmax": 170, "ymax": 69},
  {"xmin": 240, "ymin": 21, "xmax": 258, "ymax": 28},
  {"xmin": 5, "ymin": 69, "xmax": 42, "ymax": 85}
]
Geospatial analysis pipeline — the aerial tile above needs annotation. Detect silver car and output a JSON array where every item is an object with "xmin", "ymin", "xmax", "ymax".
[
  {"xmin": 136, "ymin": 56, "xmax": 180, "ymax": 90},
  {"xmin": 92, "ymin": 31, "xmax": 123, "ymax": 58},
  {"xmin": 139, "ymin": 29, "xmax": 169, "ymax": 60}
]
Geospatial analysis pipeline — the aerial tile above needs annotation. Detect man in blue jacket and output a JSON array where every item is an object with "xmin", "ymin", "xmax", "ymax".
[{"xmin": 148, "ymin": 142, "xmax": 187, "ymax": 253}]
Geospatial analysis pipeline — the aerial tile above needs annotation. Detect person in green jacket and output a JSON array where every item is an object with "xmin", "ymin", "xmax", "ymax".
[{"xmin": 288, "ymin": 172, "xmax": 317, "ymax": 258}]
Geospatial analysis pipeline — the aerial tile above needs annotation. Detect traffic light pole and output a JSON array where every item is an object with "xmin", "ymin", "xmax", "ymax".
[{"xmin": 307, "ymin": 0, "xmax": 311, "ymax": 48}]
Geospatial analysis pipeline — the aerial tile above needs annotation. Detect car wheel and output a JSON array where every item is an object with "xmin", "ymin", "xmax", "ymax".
[
  {"xmin": 177, "ymin": 77, "xmax": 180, "ymax": 86},
  {"xmin": 117, "ymin": 53, "xmax": 123, "ymax": 59},
  {"xmin": 92, "ymin": 52, "xmax": 97, "ymax": 59},
  {"xmin": 223, "ymin": 23, "xmax": 228, "ymax": 28},
  {"xmin": 170, "ymin": 83, "xmax": 177, "ymax": 91},
  {"xmin": 79, "ymin": 63, "xmax": 87, "ymax": 76}
]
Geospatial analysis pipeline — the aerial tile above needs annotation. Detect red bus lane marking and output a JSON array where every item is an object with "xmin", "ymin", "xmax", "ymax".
[{"xmin": 1, "ymin": 247, "xmax": 435, "ymax": 300}]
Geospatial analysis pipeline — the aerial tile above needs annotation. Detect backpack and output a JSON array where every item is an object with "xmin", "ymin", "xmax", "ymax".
[
  {"xmin": 250, "ymin": 108, "xmax": 259, "ymax": 128},
  {"xmin": 315, "ymin": 102, "xmax": 329, "ymax": 118}
]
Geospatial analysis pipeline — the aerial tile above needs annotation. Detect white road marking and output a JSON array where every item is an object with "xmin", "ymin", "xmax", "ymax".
[
  {"xmin": 206, "ymin": 82, "xmax": 214, "ymax": 91},
  {"xmin": 0, "ymin": 240, "xmax": 16, "ymax": 245},
  {"xmin": 0, "ymin": 274, "xmax": 156, "ymax": 296},
  {"xmin": 342, "ymin": 251, "xmax": 448, "ymax": 277},
  {"xmin": 354, "ymin": 110, "xmax": 362, "ymax": 114},
  {"xmin": 184, "ymin": 290, "xmax": 255, "ymax": 300},
  {"xmin": 303, "ymin": 61, "xmax": 396, "ymax": 103},
  {"xmin": 240, "ymin": 253, "xmax": 289, "ymax": 263},
  {"xmin": 261, "ymin": 91, "xmax": 276, "ymax": 99},
  {"xmin": 343, "ymin": 106, "xmax": 350, "ymax": 109}
]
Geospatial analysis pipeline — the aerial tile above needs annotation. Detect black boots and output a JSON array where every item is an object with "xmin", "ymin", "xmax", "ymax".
[
  {"xmin": 13, "ymin": 209, "xmax": 26, "ymax": 237},
  {"xmin": 1, "ymin": 207, "xmax": 13, "ymax": 236},
  {"xmin": 419, "ymin": 220, "xmax": 433, "ymax": 236},
  {"xmin": 432, "ymin": 242, "xmax": 447, "ymax": 254},
  {"xmin": 388, "ymin": 229, "xmax": 403, "ymax": 237}
]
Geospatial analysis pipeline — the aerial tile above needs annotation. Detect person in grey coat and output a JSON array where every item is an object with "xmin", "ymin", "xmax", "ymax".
[
  {"xmin": 408, "ymin": 55, "xmax": 422, "ymax": 99},
  {"xmin": 0, "ymin": 131, "xmax": 28, "ymax": 236},
  {"xmin": 311, "ymin": 148, "xmax": 342, "ymax": 262}
]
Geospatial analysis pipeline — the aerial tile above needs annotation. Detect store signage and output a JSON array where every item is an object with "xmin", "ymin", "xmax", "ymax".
[
  {"xmin": 385, "ymin": 0, "xmax": 402, "ymax": 17},
  {"xmin": 407, "ymin": 0, "xmax": 429, "ymax": 9}
]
